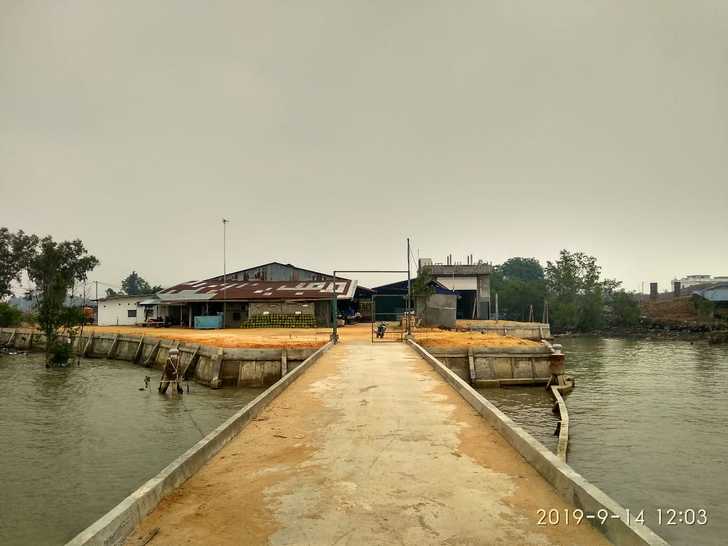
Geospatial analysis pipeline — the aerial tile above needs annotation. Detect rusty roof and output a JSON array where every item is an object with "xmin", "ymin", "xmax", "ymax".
[{"xmin": 158, "ymin": 279, "xmax": 357, "ymax": 302}]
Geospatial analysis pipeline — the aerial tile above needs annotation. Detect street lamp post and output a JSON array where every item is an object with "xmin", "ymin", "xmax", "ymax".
[{"xmin": 222, "ymin": 218, "xmax": 228, "ymax": 328}]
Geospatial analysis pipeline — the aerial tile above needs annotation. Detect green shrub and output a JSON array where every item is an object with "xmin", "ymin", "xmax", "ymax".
[
  {"xmin": 0, "ymin": 302, "xmax": 23, "ymax": 327},
  {"xmin": 49, "ymin": 341, "xmax": 73, "ymax": 366}
]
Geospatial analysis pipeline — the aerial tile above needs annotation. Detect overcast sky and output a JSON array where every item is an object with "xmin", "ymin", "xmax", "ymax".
[{"xmin": 2, "ymin": 1, "xmax": 727, "ymax": 293}]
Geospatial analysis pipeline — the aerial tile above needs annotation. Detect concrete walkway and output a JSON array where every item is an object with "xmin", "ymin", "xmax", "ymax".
[{"xmin": 126, "ymin": 343, "xmax": 609, "ymax": 546}]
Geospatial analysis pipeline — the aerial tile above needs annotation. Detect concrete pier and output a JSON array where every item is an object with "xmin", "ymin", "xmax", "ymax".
[{"xmin": 125, "ymin": 342, "xmax": 608, "ymax": 545}]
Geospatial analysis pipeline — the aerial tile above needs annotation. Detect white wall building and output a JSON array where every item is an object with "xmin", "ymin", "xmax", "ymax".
[
  {"xmin": 97, "ymin": 295, "xmax": 159, "ymax": 326},
  {"xmin": 672, "ymin": 275, "xmax": 728, "ymax": 290}
]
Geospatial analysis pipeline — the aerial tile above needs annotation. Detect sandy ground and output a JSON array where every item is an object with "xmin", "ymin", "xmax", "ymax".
[
  {"xmin": 87, "ymin": 324, "xmax": 541, "ymax": 350},
  {"xmin": 124, "ymin": 343, "xmax": 609, "ymax": 546},
  {"xmin": 86, "ymin": 325, "xmax": 332, "ymax": 349},
  {"xmin": 413, "ymin": 330, "xmax": 543, "ymax": 349}
]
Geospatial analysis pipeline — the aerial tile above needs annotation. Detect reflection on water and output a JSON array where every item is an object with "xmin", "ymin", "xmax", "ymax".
[
  {"xmin": 479, "ymin": 337, "xmax": 728, "ymax": 546},
  {"xmin": 0, "ymin": 353, "xmax": 263, "ymax": 546}
]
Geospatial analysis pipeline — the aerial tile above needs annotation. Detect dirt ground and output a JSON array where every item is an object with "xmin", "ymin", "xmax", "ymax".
[
  {"xmin": 87, "ymin": 324, "xmax": 541, "ymax": 350},
  {"xmin": 86, "ymin": 325, "xmax": 331, "ymax": 349},
  {"xmin": 414, "ymin": 330, "xmax": 543, "ymax": 349}
]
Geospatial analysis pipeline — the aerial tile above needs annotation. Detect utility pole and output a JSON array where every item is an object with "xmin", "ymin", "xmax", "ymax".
[
  {"xmin": 406, "ymin": 237, "xmax": 411, "ymax": 335},
  {"xmin": 331, "ymin": 270, "xmax": 338, "ymax": 343},
  {"xmin": 495, "ymin": 292, "xmax": 499, "ymax": 321},
  {"xmin": 222, "ymin": 218, "xmax": 228, "ymax": 328}
]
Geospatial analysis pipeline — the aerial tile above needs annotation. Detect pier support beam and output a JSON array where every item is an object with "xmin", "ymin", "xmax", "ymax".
[
  {"xmin": 107, "ymin": 334, "xmax": 120, "ymax": 359},
  {"xmin": 133, "ymin": 336, "xmax": 145, "ymax": 363},
  {"xmin": 467, "ymin": 347, "xmax": 475, "ymax": 385},
  {"xmin": 281, "ymin": 348, "xmax": 288, "ymax": 376},
  {"xmin": 82, "ymin": 333, "xmax": 94, "ymax": 357},
  {"xmin": 144, "ymin": 340, "xmax": 161, "ymax": 368}
]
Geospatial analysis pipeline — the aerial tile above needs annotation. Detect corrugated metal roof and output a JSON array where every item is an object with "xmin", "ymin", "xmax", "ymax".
[
  {"xmin": 158, "ymin": 279, "xmax": 357, "ymax": 302},
  {"xmin": 372, "ymin": 279, "xmax": 456, "ymax": 295},
  {"xmin": 694, "ymin": 282, "xmax": 728, "ymax": 302}
]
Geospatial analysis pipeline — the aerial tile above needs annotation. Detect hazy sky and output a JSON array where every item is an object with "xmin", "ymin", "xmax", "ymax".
[{"xmin": 2, "ymin": 1, "xmax": 727, "ymax": 293}]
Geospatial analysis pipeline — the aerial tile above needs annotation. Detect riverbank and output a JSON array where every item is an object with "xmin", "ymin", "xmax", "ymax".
[{"xmin": 554, "ymin": 323, "xmax": 728, "ymax": 343}]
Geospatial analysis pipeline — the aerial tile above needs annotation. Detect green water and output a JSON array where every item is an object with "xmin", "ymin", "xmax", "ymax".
[
  {"xmin": 481, "ymin": 337, "xmax": 728, "ymax": 546},
  {"xmin": 0, "ymin": 352, "xmax": 263, "ymax": 546}
]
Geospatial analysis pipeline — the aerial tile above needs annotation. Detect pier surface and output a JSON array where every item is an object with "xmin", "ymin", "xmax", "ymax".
[{"xmin": 125, "ymin": 342, "xmax": 609, "ymax": 545}]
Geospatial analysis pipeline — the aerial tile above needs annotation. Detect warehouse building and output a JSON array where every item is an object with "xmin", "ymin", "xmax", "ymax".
[{"xmin": 157, "ymin": 262, "xmax": 357, "ymax": 328}]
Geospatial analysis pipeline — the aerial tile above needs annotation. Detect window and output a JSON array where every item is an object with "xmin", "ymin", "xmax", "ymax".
[{"xmin": 128, "ymin": 310, "xmax": 137, "ymax": 318}]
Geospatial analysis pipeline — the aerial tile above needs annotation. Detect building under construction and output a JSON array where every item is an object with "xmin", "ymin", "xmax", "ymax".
[{"xmin": 419, "ymin": 255, "xmax": 493, "ymax": 319}]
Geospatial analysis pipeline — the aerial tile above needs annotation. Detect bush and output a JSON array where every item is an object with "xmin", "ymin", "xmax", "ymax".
[
  {"xmin": 49, "ymin": 340, "xmax": 73, "ymax": 366},
  {"xmin": 609, "ymin": 291, "xmax": 641, "ymax": 328},
  {"xmin": 0, "ymin": 302, "xmax": 23, "ymax": 327}
]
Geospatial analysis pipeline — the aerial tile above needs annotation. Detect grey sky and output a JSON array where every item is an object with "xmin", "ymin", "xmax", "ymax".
[{"xmin": 2, "ymin": 1, "xmax": 727, "ymax": 293}]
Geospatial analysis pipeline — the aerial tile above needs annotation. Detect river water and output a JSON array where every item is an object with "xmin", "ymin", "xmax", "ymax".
[
  {"xmin": 0, "ymin": 353, "xmax": 263, "ymax": 546},
  {"xmin": 481, "ymin": 337, "xmax": 728, "ymax": 546}
]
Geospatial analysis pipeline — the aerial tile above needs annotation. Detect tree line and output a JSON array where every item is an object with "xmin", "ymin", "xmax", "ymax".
[
  {"xmin": 0, "ymin": 228, "xmax": 98, "ymax": 365},
  {"xmin": 1, "ymin": 227, "xmax": 164, "ymax": 365},
  {"xmin": 491, "ymin": 251, "xmax": 640, "ymax": 332}
]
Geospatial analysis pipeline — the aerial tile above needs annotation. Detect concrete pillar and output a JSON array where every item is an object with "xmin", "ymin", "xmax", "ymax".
[
  {"xmin": 650, "ymin": 282, "xmax": 658, "ymax": 301},
  {"xmin": 209, "ymin": 348, "xmax": 224, "ymax": 389}
]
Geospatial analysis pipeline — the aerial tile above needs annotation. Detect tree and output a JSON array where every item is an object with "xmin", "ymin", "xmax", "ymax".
[
  {"xmin": 0, "ymin": 228, "xmax": 39, "ymax": 299},
  {"xmin": 609, "ymin": 290, "xmax": 641, "ymax": 327},
  {"xmin": 412, "ymin": 266, "xmax": 436, "ymax": 318},
  {"xmin": 497, "ymin": 257, "xmax": 544, "ymax": 282},
  {"xmin": 0, "ymin": 302, "xmax": 23, "ymax": 327},
  {"xmin": 491, "ymin": 258, "xmax": 545, "ymax": 321},
  {"xmin": 121, "ymin": 271, "xmax": 159, "ymax": 295},
  {"xmin": 26, "ymin": 237, "xmax": 99, "ymax": 366},
  {"xmin": 545, "ymin": 250, "xmax": 619, "ymax": 332}
]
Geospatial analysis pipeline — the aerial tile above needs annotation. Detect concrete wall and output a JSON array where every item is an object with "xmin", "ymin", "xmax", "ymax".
[
  {"xmin": 477, "ymin": 274, "xmax": 491, "ymax": 318},
  {"xmin": 408, "ymin": 340, "xmax": 668, "ymax": 546},
  {"xmin": 0, "ymin": 328, "xmax": 316, "ymax": 389},
  {"xmin": 416, "ymin": 294, "xmax": 456, "ymax": 328},
  {"xmin": 222, "ymin": 302, "xmax": 248, "ymax": 327},
  {"xmin": 422, "ymin": 344, "xmax": 558, "ymax": 387},
  {"xmin": 457, "ymin": 321, "xmax": 551, "ymax": 340}
]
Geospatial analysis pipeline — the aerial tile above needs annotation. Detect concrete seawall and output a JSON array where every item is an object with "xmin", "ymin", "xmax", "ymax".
[
  {"xmin": 424, "ymin": 343, "xmax": 560, "ymax": 386},
  {"xmin": 0, "ymin": 328, "xmax": 315, "ymax": 388},
  {"xmin": 457, "ymin": 320, "xmax": 552, "ymax": 340},
  {"xmin": 408, "ymin": 339, "xmax": 668, "ymax": 546}
]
